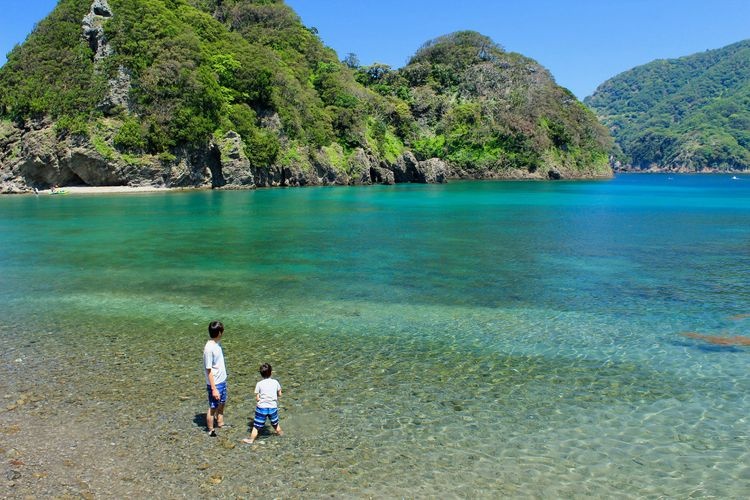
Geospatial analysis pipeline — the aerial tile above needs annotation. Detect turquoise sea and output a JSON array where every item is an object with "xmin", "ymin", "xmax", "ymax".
[{"xmin": 1, "ymin": 174, "xmax": 749, "ymax": 497}]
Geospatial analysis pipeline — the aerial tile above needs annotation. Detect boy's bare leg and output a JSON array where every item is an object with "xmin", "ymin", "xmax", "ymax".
[
  {"xmin": 206, "ymin": 408, "xmax": 216, "ymax": 433},
  {"xmin": 216, "ymin": 404, "xmax": 225, "ymax": 427},
  {"xmin": 274, "ymin": 424, "xmax": 283, "ymax": 436},
  {"xmin": 207, "ymin": 405, "xmax": 224, "ymax": 434},
  {"xmin": 242, "ymin": 427, "xmax": 259, "ymax": 444}
]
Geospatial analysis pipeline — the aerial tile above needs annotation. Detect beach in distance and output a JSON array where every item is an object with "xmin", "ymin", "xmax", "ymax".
[
  {"xmin": 41, "ymin": 185, "xmax": 171, "ymax": 194},
  {"xmin": 26, "ymin": 171, "xmax": 748, "ymax": 196}
]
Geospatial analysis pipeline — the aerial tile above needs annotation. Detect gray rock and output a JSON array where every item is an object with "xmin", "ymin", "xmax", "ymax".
[
  {"xmin": 369, "ymin": 164, "xmax": 395, "ymax": 185},
  {"xmin": 82, "ymin": 1, "xmax": 132, "ymax": 114},
  {"xmin": 393, "ymin": 151, "xmax": 420, "ymax": 182},
  {"xmin": 166, "ymin": 146, "xmax": 216, "ymax": 188},
  {"xmin": 63, "ymin": 148, "xmax": 125, "ymax": 186},
  {"xmin": 391, "ymin": 152, "xmax": 447, "ymax": 183},
  {"xmin": 417, "ymin": 158, "xmax": 448, "ymax": 183},
  {"xmin": 252, "ymin": 165, "xmax": 284, "ymax": 188},
  {"xmin": 216, "ymin": 131, "xmax": 255, "ymax": 188},
  {"xmin": 15, "ymin": 127, "xmax": 78, "ymax": 187},
  {"xmin": 348, "ymin": 148, "xmax": 373, "ymax": 185},
  {"xmin": 101, "ymin": 66, "xmax": 133, "ymax": 113},
  {"xmin": 310, "ymin": 145, "xmax": 348, "ymax": 185},
  {"xmin": 82, "ymin": 0, "xmax": 114, "ymax": 63},
  {"xmin": 547, "ymin": 168, "xmax": 562, "ymax": 180}
]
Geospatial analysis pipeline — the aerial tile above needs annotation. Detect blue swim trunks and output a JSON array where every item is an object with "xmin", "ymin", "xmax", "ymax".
[
  {"xmin": 206, "ymin": 381, "xmax": 227, "ymax": 409},
  {"xmin": 253, "ymin": 407, "xmax": 279, "ymax": 429}
]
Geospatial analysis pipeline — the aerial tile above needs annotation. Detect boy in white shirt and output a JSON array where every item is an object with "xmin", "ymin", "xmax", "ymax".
[
  {"xmin": 242, "ymin": 363, "xmax": 283, "ymax": 444},
  {"xmin": 203, "ymin": 321, "xmax": 227, "ymax": 437}
]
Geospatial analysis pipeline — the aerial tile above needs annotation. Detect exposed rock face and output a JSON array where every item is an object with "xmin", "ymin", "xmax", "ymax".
[
  {"xmin": 547, "ymin": 169, "xmax": 562, "ymax": 180},
  {"xmin": 392, "ymin": 152, "xmax": 419, "ymax": 183},
  {"xmin": 82, "ymin": 0, "xmax": 132, "ymax": 113},
  {"xmin": 216, "ymin": 131, "xmax": 255, "ymax": 188},
  {"xmin": 0, "ymin": 122, "xmax": 23, "ymax": 192},
  {"xmin": 6, "ymin": 122, "xmax": 137, "ymax": 189},
  {"xmin": 163, "ymin": 146, "xmax": 219, "ymax": 188},
  {"xmin": 0, "ymin": 117, "xmax": 454, "ymax": 194},
  {"xmin": 0, "ymin": 119, "xmax": 222, "ymax": 192},
  {"xmin": 349, "ymin": 148, "xmax": 375, "ymax": 185},
  {"xmin": 416, "ymin": 157, "xmax": 448, "ymax": 183},
  {"xmin": 310, "ymin": 145, "xmax": 348, "ymax": 186},
  {"xmin": 101, "ymin": 66, "xmax": 133, "ymax": 113},
  {"xmin": 369, "ymin": 164, "xmax": 395, "ymax": 185},
  {"xmin": 392, "ymin": 152, "xmax": 448, "ymax": 183},
  {"xmin": 82, "ymin": 0, "xmax": 113, "ymax": 63},
  {"xmin": 15, "ymin": 126, "xmax": 78, "ymax": 187},
  {"xmin": 62, "ymin": 147, "xmax": 124, "ymax": 185}
]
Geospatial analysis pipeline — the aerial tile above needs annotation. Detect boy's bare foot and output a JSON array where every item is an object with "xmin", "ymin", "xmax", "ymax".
[
  {"xmin": 275, "ymin": 430, "xmax": 284, "ymax": 436},
  {"xmin": 241, "ymin": 438, "xmax": 254, "ymax": 444}
]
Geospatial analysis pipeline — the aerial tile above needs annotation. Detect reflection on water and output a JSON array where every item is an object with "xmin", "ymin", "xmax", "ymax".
[{"xmin": 1, "ymin": 175, "xmax": 749, "ymax": 497}]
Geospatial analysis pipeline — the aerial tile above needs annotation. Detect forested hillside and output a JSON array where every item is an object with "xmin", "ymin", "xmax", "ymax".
[
  {"xmin": 0, "ymin": 0, "xmax": 612, "ymax": 193},
  {"xmin": 362, "ymin": 31, "xmax": 612, "ymax": 178},
  {"xmin": 585, "ymin": 40, "xmax": 750, "ymax": 171}
]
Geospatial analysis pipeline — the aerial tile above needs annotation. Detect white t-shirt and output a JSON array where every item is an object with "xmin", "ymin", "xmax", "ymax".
[
  {"xmin": 203, "ymin": 340, "xmax": 227, "ymax": 386},
  {"xmin": 255, "ymin": 378, "xmax": 281, "ymax": 408}
]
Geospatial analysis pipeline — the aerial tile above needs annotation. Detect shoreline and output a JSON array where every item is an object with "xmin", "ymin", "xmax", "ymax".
[
  {"xmin": 44, "ymin": 185, "xmax": 176, "ymax": 195},
  {"xmin": 4, "ymin": 171, "xmax": 745, "ymax": 197}
]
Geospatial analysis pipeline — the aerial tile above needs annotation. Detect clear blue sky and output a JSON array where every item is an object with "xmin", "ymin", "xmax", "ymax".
[{"xmin": 1, "ymin": 0, "xmax": 749, "ymax": 98}]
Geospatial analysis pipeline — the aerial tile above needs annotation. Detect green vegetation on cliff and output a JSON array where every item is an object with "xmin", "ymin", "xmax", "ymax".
[
  {"xmin": 585, "ymin": 39, "xmax": 750, "ymax": 171},
  {"xmin": 0, "ymin": 0, "xmax": 106, "ymax": 122},
  {"xmin": 0, "ymin": 0, "xmax": 612, "ymax": 188},
  {"xmin": 355, "ymin": 31, "xmax": 612, "ymax": 177},
  {"xmin": 0, "ymin": 0, "xmax": 402, "ymax": 170}
]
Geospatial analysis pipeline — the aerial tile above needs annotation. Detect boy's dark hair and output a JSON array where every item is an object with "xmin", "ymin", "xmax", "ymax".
[
  {"xmin": 259, "ymin": 363, "xmax": 272, "ymax": 378},
  {"xmin": 208, "ymin": 321, "xmax": 224, "ymax": 338}
]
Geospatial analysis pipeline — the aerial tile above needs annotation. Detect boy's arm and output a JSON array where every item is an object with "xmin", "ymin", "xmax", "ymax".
[
  {"xmin": 204, "ymin": 349, "xmax": 219, "ymax": 400},
  {"xmin": 207, "ymin": 369, "xmax": 219, "ymax": 400}
]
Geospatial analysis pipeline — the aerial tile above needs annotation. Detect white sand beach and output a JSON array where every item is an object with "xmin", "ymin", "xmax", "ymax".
[{"xmin": 46, "ymin": 185, "xmax": 175, "ymax": 195}]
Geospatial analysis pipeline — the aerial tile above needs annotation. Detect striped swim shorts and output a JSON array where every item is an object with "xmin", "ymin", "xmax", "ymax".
[{"xmin": 253, "ymin": 407, "xmax": 279, "ymax": 429}]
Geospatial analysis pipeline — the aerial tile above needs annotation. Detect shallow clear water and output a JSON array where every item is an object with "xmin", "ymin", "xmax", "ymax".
[{"xmin": 1, "ymin": 174, "xmax": 749, "ymax": 497}]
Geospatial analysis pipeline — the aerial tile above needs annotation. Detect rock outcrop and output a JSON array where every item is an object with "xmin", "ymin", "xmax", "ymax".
[
  {"xmin": 82, "ymin": 0, "xmax": 113, "ymax": 63},
  {"xmin": 392, "ymin": 152, "xmax": 448, "ymax": 183},
  {"xmin": 415, "ymin": 157, "xmax": 448, "ymax": 183},
  {"xmin": 101, "ymin": 66, "xmax": 133, "ymax": 113},
  {"xmin": 82, "ymin": 0, "xmax": 132, "ymax": 113},
  {"xmin": 216, "ymin": 131, "xmax": 255, "ymax": 188},
  {"xmin": 0, "ymin": 116, "xmax": 457, "ymax": 193}
]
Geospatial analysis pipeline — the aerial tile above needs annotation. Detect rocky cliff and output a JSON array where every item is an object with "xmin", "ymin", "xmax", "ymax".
[
  {"xmin": 0, "ymin": 117, "xmax": 451, "ymax": 193},
  {"xmin": 0, "ymin": 0, "xmax": 610, "ymax": 194}
]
